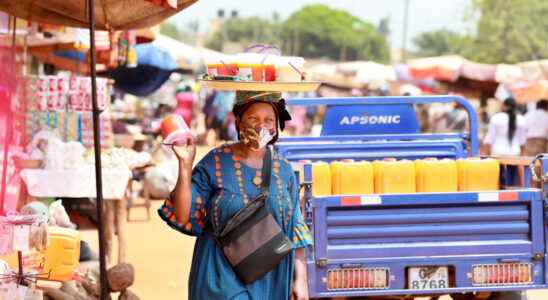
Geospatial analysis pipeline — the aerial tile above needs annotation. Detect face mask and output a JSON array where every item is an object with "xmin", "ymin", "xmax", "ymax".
[{"xmin": 240, "ymin": 125, "xmax": 275, "ymax": 151}]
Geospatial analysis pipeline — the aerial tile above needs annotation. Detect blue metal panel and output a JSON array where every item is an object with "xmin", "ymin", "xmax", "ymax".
[
  {"xmin": 322, "ymin": 203, "xmax": 532, "ymax": 259},
  {"xmin": 278, "ymin": 133, "xmax": 468, "ymax": 143},
  {"xmin": 285, "ymin": 95, "xmax": 479, "ymax": 156},
  {"xmin": 276, "ymin": 139, "xmax": 467, "ymax": 162},
  {"xmin": 310, "ymin": 190, "xmax": 537, "ymax": 208},
  {"xmin": 531, "ymin": 191, "xmax": 545, "ymax": 256},
  {"xmin": 321, "ymin": 104, "xmax": 419, "ymax": 135}
]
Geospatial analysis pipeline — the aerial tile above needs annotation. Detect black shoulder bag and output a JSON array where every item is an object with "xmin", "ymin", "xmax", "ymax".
[{"xmin": 209, "ymin": 147, "xmax": 292, "ymax": 285}]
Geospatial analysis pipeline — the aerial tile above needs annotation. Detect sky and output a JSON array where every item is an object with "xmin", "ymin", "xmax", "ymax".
[{"xmin": 170, "ymin": 0, "xmax": 473, "ymax": 50}]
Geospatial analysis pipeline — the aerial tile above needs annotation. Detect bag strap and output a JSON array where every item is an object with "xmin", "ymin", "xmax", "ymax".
[
  {"xmin": 207, "ymin": 146, "xmax": 273, "ymax": 236},
  {"xmin": 259, "ymin": 146, "xmax": 272, "ymax": 198}
]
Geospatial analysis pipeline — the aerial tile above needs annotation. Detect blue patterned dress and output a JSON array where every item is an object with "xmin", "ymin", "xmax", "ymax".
[{"xmin": 158, "ymin": 144, "xmax": 312, "ymax": 300}]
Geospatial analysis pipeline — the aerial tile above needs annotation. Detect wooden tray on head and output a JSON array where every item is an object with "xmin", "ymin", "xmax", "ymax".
[{"xmin": 200, "ymin": 79, "xmax": 321, "ymax": 92}]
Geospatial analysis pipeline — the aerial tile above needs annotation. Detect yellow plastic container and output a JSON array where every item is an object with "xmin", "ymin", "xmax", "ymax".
[
  {"xmin": 330, "ymin": 160, "xmax": 374, "ymax": 195},
  {"xmin": 43, "ymin": 226, "xmax": 80, "ymax": 281},
  {"xmin": 415, "ymin": 158, "xmax": 458, "ymax": 192},
  {"xmin": 373, "ymin": 159, "xmax": 416, "ymax": 194},
  {"xmin": 311, "ymin": 162, "xmax": 332, "ymax": 196},
  {"xmin": 457, "ymin": 158, "xmax": 500, "ymax": 191}
]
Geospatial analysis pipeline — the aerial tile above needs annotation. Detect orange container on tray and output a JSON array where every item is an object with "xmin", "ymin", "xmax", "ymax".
[
  {"xmin": 264, "ymin": 64, "xmax": 276, "ymax": 81},
  {"xmin": 217, "ymin": 63, "xmax": 238, "ymax": 76},
  {"xmin": 251, "ymin": 63, "xmax": 264, "ymax": 81}
]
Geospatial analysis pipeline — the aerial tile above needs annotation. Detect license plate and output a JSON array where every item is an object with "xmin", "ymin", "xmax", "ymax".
[{"xmin": 408, "ymin": 266, "xmax": 449, "ymax": 290}]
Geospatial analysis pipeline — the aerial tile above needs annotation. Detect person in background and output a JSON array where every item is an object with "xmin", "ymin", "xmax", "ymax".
[
  {"xmin": 524, "ymin": 99, "xmax": 548, "ymax": 156},
  {"xmin": 483, "ymin": 97, "xmax": 527, "ymax": 156},
  {"xmin": 445, "ymin": 103, "xmax": 468, "ymax": 132},
  {"xmin": 174, "ymin": 84, "xmax": 196, "ymax": 127}
]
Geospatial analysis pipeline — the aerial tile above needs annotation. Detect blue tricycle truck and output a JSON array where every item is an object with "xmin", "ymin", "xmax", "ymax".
[{"xmin": 276, "ymin": 96, "xmax": 548, "ymax": 300}]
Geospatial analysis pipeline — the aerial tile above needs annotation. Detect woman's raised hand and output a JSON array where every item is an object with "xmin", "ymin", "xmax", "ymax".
[{"xmin": 172, "ymin": 137, "xmax": 196, "ymax": 169}]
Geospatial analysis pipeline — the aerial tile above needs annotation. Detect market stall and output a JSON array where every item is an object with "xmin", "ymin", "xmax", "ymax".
[{"xmin": 0, "ymin": 1, "xmax": 198, "ymax": 299}]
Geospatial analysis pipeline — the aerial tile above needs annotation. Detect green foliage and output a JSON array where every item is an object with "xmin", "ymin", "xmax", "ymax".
[
  {"xmin": 204, "ymin": 5, "xmax": 390, "ymax": 62},
  {"xmin": 467, "ymin": 0, "xmax": 548, "ymax": 63},
  {"xmin": 160, "ymin": 22, "xmax": 181, "ymax": 40},
  {"xmin": 413, "ymin": 0, "xmax": 548, "ymax": 63},
  {"xmin": 413, "ymin": 29, "xmax": 472, "ymax": 58},
  {"xmin": 282, "ymin": 5, "xmax": 389, "ymax": 62}
]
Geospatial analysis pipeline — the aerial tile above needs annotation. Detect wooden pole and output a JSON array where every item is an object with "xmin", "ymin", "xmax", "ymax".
[{"xmin": 86, "ymin": 0, "xmax": 109, "ymax": 298}]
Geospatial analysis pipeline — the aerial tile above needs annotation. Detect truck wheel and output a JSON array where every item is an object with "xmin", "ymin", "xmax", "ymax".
[{"xmin": 489, "ymin": 292, "xmax": 527, "ymax": 300}]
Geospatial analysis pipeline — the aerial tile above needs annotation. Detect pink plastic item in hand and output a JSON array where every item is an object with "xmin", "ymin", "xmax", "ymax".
[{"xmin": 161, "ymin": 114, "xmax": 192, "ymax": 146}]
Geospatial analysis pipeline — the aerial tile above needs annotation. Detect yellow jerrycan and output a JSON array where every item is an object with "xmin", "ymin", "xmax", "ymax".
[
  {"xmin": 457, "ymin": 158, "xmax": 500, "ymax": 191},
  {"xmin": 330, "ymin": 160, "xmax": 374, "ymax": 195},
  {"xmin": 373, "ymin": 159, "xmax": 416, "ymax": 194},
  {"xmin": 415, "ymin": 158, "xmax": 458, "ymax": 192}
]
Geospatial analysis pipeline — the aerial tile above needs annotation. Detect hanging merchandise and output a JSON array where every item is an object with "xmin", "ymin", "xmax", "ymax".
[
  {"xmin": 80, "ymin": 111, "xmax": 114, "ymax": 148},
  {"xmin": 21, "ymin": 75, "xmax": 112, "ymax": 148},
  {"xmin": 24, "ymin": 75, "xmax": 108, "ymax": 113},
  {"xmin": 0, "ymin": 214, "xmax": 50, "ymax": 300}
]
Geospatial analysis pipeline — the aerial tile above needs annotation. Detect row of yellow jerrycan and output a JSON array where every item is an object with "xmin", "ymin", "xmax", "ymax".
[
  {"xmin": 310, "ymin": 157, "xmax": 500, "ymax": 196},
  {"xmin": 1, "ymin": 226, "xmax": 80, "ymax": 282}
]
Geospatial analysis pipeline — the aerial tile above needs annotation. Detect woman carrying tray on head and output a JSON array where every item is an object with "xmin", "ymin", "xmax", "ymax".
[{"xmin": 158, "ymin": 90, "xmax": 312, "ymax": 300}]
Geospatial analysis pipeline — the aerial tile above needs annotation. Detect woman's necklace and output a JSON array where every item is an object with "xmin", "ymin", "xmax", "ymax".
[
  {"xmin": 233, "ymin": 144, "xmax": 263, "ymax": 187},
  {"xmin": 253, "ymin": 170, "xmax": 262, "ymax": 186}
]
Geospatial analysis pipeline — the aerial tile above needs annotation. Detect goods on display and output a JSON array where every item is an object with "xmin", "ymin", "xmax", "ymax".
[
  {"xmin": 83, "ymin": 147, "xmax": 151, "ymax": 169},
  {"xmin": 457, "ymin": 158, "xmax": 500, "ymax": 191},
  {"xmin": 202, "ymin": 52, "xmax": 320, "ymax": 92},
  {"xmin": 0, "ymin": 213, "xmax": 59, "ymax": 299},
  {"xmin": 23, "ymin": 76, "xmax": 108, "ymax": 112},
  {"xmin": 415, "ymin": 158, "xmax": 458, "ymax": 193},
  {"xmin": 330, "ymin": 160, "xmax": 374, "ymax": 195},
  {"xmin": 307, "ymin": 158, "xmax": 503, "ymax": 197},
  {"xmin": 310, "ymin": 162, "xmax": 331, "ymax": 197},
  {"xmin": 20, "ymin": 75, "xmax": 114, "ymax": 148},
  {"xmin": 373, "ymin": 159, "xmax": 416, "ymax": 194},
  {"xmin": 206, "ymin": 53, "xmax": 306, "ymax": 82},
  {"xmin": 42, "ymin": 226, "xmax": 80, "ymax": 281}
]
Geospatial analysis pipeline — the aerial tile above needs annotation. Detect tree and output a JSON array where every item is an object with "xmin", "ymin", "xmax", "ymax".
[
  {"xmin": 413, "ymin": 29, "xmax": 471, "ymax": 57},
  {"xmin": 204, "ymin": 17, "xmax": 282, "ymax": 52},
  {"xmin": 282, "ymin": 5, "xmax": 390, "ymax": 62},
  {"xmin": 466, "ymin": 0, "xmax": 548, "ymax": 63},
  {"xmin": 377, "ymin": 16, "xmax": 391, "ymax": 40},
  {"xmin": 160, "ymin": 22, "xmax": 181, "ymax": 40}
]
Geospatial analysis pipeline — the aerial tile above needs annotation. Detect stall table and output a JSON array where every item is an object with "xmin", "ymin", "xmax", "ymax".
[{"xmin": 20, "ymin": 167, "xmax": 131, "ymax": 264}]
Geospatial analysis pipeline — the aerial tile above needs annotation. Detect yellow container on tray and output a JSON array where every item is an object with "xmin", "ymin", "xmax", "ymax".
[
  {"xmin": 415, "ymin": 158, "xmax": 458, "ymax": 192},
  {"xmin": 311, "ymin": 162, "xmax": 332, "ymax": 196},
  {"xmin": 457, "ymin": 158, "xmax": 500, "ymax": 191},
  {"xmin": 330, "ymin": 160, "xmax": 374, "ymax": 195},
  {"xmin": 43, "ymin": 227, "xmax": 80, "ymax": 281},
  {"xmin": 373, "ymin": 159, "xmax": 416, "ymax": 194}
]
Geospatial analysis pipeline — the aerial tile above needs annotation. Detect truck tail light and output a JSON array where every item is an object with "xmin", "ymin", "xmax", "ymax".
[
  {"xmin": 472, "ymin": 263, "xmax": 532, "ymax": 285},
  {"xmin": 326, "ymin": 267, "xmax": 389, "ymax": 290}
]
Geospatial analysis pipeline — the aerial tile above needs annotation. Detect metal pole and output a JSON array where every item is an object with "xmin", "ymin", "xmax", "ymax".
[
  {"xmin": 86, "ymin": 0, "xmax": 109, "ymax": 298},
  {"xmin": 402, "ymin": 0, "xmax": 410, "ymax": 62},
  {"xmin": 0, "ymin": 16, "xmax": 17, "ymax": 215}
]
